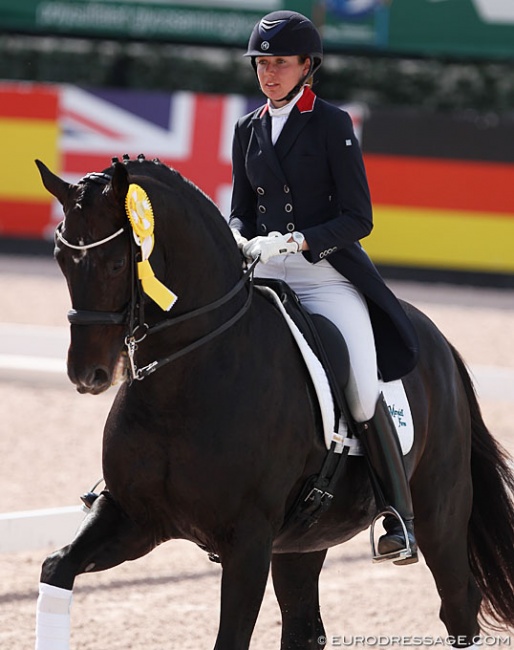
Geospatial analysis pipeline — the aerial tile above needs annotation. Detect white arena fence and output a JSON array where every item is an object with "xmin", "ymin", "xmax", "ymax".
[{"xmin": 0, "ymin": 506, "xmax": 86, "ymax": 553}]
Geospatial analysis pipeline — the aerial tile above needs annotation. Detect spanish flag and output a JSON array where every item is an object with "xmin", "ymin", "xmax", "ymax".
[{"xmin": 0, "ymin": 82, "xmax": 59, "ymax": 238}]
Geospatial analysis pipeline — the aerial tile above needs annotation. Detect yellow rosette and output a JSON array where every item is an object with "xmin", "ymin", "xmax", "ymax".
[{"xmin": 125, "ymin": 184, "xmax": 178, "ymax": 311}]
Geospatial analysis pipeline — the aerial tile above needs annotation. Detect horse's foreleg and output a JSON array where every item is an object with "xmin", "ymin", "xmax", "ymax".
[
  {"xmin": 271, "ymin": 549, "xmax": 328, "ymax": 650},
  {"xmin": 214, "ymin": 518, "xmax": 273, "ymax": 650},
  {"xmin": 36, "ymin": 493, "xmax": 156, "ymax": 650}
]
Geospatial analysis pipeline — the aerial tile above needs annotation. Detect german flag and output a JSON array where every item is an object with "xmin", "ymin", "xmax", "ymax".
[
  {"xmin": 0, "ymin": 82, "xmax": 59, "ymax": 238},
  {"xmin": 362, "ymin": 109, "xmax": 514, "ymax": 275}
]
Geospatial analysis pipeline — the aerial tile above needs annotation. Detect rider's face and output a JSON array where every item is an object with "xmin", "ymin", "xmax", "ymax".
[{"xmin": 255, "ymin": 55, "xmax": 310, "ymax": 108}]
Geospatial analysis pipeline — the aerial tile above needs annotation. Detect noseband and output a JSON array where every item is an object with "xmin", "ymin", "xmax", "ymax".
[{"xmin": 56, "ymin": 169, "xmax": 257, "ymax": 381}]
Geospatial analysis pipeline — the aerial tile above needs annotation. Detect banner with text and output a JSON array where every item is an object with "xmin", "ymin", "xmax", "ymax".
[{"xmin": 0, "ymin": 0, "xmax": 513, "ymax": 58}]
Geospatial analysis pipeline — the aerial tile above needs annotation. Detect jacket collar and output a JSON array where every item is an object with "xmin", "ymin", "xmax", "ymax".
[
  {"xmin": 258, "ymin": 104, "xmax": 269, "ymax": 119},
  {"xmin": 257, "ymin": 86, "xmax": 316, "ymax": 118},
  {"xmin": 296, "ymin": 86, "xmax": 316, "ymax": 113}
]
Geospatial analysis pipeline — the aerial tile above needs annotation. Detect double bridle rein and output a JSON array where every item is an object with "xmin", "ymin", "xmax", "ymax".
[{"xmin": 56, "ymin": 171, "xmax": 257, "ymax": 381}]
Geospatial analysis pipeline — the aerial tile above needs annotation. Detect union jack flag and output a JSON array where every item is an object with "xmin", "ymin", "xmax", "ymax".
[{"xmin": 58, "ymin": 86, "xmax": 261, "ymax": 225}]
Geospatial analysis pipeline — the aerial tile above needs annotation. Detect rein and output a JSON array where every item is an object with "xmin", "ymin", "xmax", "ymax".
[
  {"xmin": 56, "ymin": 169, "xmax": 258, "ymax": 381},
  {"xmin": 127, "ymin": 259, "xmax": 258, "ymax": 381}
]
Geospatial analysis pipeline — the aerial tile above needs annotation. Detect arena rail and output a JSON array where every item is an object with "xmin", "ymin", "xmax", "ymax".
[{"xmin": 0, "ymin": 506, "xmax": 86, "ymax": 554}]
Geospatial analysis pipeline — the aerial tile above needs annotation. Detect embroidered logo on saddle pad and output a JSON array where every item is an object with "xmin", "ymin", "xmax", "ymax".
[{"xmin": 378, "ymin": 379, "xmax": 414, "ymax": 455}]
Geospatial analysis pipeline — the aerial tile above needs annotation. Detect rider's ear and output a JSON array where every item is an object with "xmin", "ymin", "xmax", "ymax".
[
  {"xmin": 35, "ymin": 159, "xmax": 72, "ymax": 206},
  {"xmin": 108, "ymin": 161, "xmax": 130, "ymax": 203}
]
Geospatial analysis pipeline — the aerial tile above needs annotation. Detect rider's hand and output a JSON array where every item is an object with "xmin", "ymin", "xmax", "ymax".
[
  {"xmin": 230, "ymin": 228, "xmax": 248, "ymax": 250},
  {"xmin": 242, "ymin": 232, "xmax": 299, "ymax": 264}
]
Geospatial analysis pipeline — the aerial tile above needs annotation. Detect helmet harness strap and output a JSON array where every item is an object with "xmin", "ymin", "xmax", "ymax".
[{"xmin": 276, "ymin": 55, "xmax": 314, "ymax": 104}]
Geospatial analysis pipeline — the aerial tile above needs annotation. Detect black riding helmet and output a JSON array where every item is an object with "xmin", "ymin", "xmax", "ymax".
[{"xmin": 245, "ymin": 11, "xmax": 323, "ymax": 102}]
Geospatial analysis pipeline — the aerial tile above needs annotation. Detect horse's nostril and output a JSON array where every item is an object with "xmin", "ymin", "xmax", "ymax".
[{"xmin": 93, "ymin": 367, "xmax": 109, "ymax": 386}]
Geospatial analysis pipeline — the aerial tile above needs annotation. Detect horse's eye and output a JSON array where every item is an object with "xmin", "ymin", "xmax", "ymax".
[{"xmin": 110, "ymin": 258, "xmax": 126, "ymax": 274}]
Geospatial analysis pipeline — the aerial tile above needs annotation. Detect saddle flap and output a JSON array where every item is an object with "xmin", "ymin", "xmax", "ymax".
[
  {"xmin": 309, "ymin": 314, "xmax": 350, "ymax": 394},
  {"xmin": 254, "ymin": 278, "xmax": 350, "ymax": 415}
]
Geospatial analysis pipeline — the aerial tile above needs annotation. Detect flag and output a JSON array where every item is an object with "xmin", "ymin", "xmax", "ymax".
[
  {"xmin": 59, "ymin": 86, "xmax": 261, "ymax": 223},
  {"xmin": 0, "ymin": 82, "xmax": 59, "ymax": 238}
]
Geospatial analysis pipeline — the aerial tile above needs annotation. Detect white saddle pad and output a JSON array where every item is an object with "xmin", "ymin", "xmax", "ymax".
[{"xmin": 257, "ymin": 286, "xmax": 414, "ymax": 457}]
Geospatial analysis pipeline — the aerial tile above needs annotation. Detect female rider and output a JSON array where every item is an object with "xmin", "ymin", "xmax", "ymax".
[{"xmin": 229, "ymin": 10, "xmax": 419, "ymax": 564}]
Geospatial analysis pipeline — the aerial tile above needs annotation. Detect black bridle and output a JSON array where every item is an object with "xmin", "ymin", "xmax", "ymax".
[
  {"xmin": 55, "ymin": 172, "xmax": 131, "ymax": 328},
  {"xmin": 56, "ymin": 172, "xmax": 257, "ymax": 381},
  {"xmin": 125, "ymin": 260, "xmax": 257, "ymax": 380}
]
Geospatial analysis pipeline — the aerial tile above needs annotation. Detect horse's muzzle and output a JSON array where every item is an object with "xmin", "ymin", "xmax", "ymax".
[
  {"xmin": 68, "ymin": 352, "xmax": 127, "ymax": 395},
  {"xmin": 71, "ymin": 364, "xmax": 112, "ymax": 394}
]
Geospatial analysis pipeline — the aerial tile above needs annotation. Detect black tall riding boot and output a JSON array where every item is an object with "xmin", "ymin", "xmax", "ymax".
[{"xmin": 358, "ymin": 393, "xmax": 418, "ymax": 565}]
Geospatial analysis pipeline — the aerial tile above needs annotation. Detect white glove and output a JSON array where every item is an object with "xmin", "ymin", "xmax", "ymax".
[
  {"xmin": 230, "ymin": 228, "xmax": 248, "ymax": 250},
  {"xmin": 242, "ymin": 232, "xmax": 298, "ymax": 264}
]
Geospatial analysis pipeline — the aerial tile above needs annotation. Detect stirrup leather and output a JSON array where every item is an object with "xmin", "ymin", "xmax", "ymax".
[{"xmin": 370, "ymin": 506, "xmax": 414, "ymax": 564}]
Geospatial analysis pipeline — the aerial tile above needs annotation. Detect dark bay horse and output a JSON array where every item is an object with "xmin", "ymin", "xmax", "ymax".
[{"xmin": 35, "ymin": 156, "xmax": 514, "ymax": 649}]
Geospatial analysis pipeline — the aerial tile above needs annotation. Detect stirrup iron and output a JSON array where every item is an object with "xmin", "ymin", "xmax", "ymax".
[{"xmin": 370, "ymin": 506, "xmax": 414, "ymax": 564}]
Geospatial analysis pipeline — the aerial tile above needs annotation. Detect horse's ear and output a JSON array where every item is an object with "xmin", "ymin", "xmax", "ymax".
[
  {"xmin": 35, "ymin": 159, "xmax": 71, "ymax": 206},
  {"xmin": 109, "ymin": 161, "xmax": 130, "ymax": 203}
]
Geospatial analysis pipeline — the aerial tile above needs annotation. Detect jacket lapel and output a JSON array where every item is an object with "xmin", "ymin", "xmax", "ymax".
[
  {"xmin": 251, "ymin": 88, "xmax": 317, "ymax": 177},
  {"xmin": 273, "ymin": 110, "xmax": 309, "ymax": 160},
  {"xmin": 274, "ymin": 87, "xmax": 316, "ymax": 160},
  {"xmin": 252, "ymin": 106, "xmax": 288, "ymax": 182}
]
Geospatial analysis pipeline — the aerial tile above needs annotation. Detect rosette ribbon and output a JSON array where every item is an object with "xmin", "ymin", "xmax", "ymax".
[{"xmin": 125, "ymin": 184, "xmax": 178, "ymax": 311}]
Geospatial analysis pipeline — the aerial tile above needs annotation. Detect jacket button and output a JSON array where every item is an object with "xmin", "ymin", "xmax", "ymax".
[
  {"xmin": 258, "ymin": 205, "xmax": 267, "ymax": 213},
  {"xmin": 286, "ymin": 222, "xmax": 295, "ymax": 232},
  {"xmin": 284, "ymin": 203, "xmax": 293, "ymax": 213},
  {"xmin": 284, "ymin": 185, "xmax": 290, "ymax": 193},
  {"xmin": 257, "ymin": 187, "xmax": 265, "ymax": 195}
]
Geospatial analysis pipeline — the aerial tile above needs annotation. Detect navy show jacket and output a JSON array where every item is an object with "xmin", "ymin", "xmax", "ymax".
[{"xmin": 229, "ymin": 87, "xmax": 418, "ymax": 381}]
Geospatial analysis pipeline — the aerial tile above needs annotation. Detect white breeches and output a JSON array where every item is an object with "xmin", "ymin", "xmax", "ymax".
[{"xmin": 255, "ymin": 254, "xmax": 380, "ymax": 423}]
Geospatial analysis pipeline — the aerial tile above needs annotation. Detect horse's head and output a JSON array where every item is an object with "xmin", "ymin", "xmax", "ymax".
[
  {"xmin": 36, "ymin": 157, "xmax": 244, "ymax": 394},
  {"xmin": 36, "ymin": 159, "xmax": 134, "ymax": 394}
]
